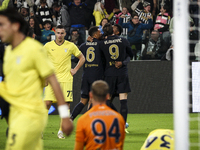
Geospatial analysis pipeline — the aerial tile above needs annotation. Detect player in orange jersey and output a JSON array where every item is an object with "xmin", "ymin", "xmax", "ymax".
[{"xmin": 74, "ymin": 80, "xmax": 125, "ymax": 150}]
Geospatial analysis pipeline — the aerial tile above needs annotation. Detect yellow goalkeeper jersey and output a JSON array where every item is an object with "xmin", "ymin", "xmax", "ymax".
[
  {"xmin": 44, "ymin": 40, "xmax": 81, "ymax": 82},
  {"xmin": 0, "ymin": 37, "xmax": 54, "ymax": 118}
]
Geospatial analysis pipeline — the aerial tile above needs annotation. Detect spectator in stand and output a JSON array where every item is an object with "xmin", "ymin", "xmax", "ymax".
[
  {"xmin": 131, "ymin": 1, "xmax": 153, "ymax": 44},
  {"xmin": 154, "ymin": 5, "xmax": 171, "ymax": 46},
  {"xmin": 115, "ymin": 7, "xmax": 131, "ymax": 38},
  {"xmin": 99, "ymin": 18, "xmax": 109, "ymax": 34},
  {"xmin": 119, "ymin": 13, "xmax": 153, "ymax": 60},
  {"xmin": 141, "ymin": 30, "xmax": 169, "ymax": 60},
  {"xmin": 115, "ymin": 7, "xmax": 130, "ymax": 24},
  {"xmin": 35, "ymin": 0, "xmax": 53, "ymax": 8},
  {"xmin": 35, "ymin": 0, "xmax": 56, "ymax": 29},
  {"xmin": 131, "ymin": 1, "xmax": 153, "ymax": 24},
  {"xmin": 70, "ymin": 28, "xmax": 79, "ymax": 47},
  {"xmin": 52, "ymin": 2, "xmax": 70, "ymax": 40},
  {"xmin": 27, "ymin": 16, "xmax": 42, "ymax": 41},
  {"xmin": 64, "ymin": 0, "xmax": 96, "ymax": 46},
  {"xmin": 40, "ymin": 20, "xmax": 55, "ymax": 45},
  {"xmin": 93, "ymin": 1, "xmax": 116, "ymax": 26},
  {"xmin": 20, "ymin": 6, "xmax": 30, "ymax": 22}
]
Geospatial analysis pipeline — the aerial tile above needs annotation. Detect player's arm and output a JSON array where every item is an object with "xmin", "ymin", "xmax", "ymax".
[
  {"xmin": 74, "ymin": 141, "xmax": 84, "ymax": 150},
  {"xmin": 71, "ymin": 53, "xmax": 85, "ymax": 76},
  {"xmin": 46, "ymin": 74, "xmax": 73, "ymax": 136}
]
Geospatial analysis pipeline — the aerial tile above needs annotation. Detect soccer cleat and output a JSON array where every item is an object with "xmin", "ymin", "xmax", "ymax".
[
  {"xmin": 125, "ymin": 122, "xmax": 129, "ymax": 128},
  {"xmin": 125, "ymin": 128, "xmax": 129, "ymax": 134},
  {"xmin": 57, "ymin": 132, "xmax": 65, "ymax": 139},
  {"xmin": 125, "ymin": 122, "xmax": 129, "ymax": 133}
]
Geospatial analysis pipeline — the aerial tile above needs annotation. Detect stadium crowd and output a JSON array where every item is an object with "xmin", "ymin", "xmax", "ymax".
[{"xmin": 0, "ymin": 0, "xmax": 199, "ymax": 60}]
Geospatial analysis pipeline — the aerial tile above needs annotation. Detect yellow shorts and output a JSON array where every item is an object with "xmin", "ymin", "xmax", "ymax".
[
  {"xmin": 43, "ymin": 82, "xmax": 73, "ymax": 102},
  {"xmin": 6, "ymin": 107, "xmax": 47, "ymax": 150}
]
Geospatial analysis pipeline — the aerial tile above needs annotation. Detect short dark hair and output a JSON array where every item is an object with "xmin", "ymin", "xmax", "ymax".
[
  {"xmin": 88, "ymin": 26, "xmax": 99, "ymax": 37},
  {"xmin": 103, "ymin": 23, "xmax": 113, "ymax": 36},
  {"xmin": 91, "ymin": 80, "xmax": 109, "ymax": 102},
  {"xmin": 163, "ymin": 5, "xmax": 169, "ymax": 13},
  {"xmin": 40, "ymin": 0, "xmax": 46, "ymax": 4},
  {"xmin": 0, "ymin": 8, "xmax": 29, "ymax": 35},
  {"xmin": 56, "ymin": 25, "xmax": 64, "ymax": 30},
  {"xmin": 43, "ymin": 20, "xmax": 52, "ymax": 26},
  {"xmin": 52, "ymin": 2, "xmax": 60, "ymax": 8},
  {"xmin": 113, "ymin": 24, "xmax": 123, "ymax": 36},
  {"xmin": 100, "ymin": 18, "xmax": 109, "ymax": 26},
  {"xmin": 132, "ymin": 13, "xmax": 139, "ymax": 19}
]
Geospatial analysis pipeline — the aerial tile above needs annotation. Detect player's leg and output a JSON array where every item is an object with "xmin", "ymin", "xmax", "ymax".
[
  {"xmin": 70, "ymin": 97, "xmax": 88, "ymax": 120},
  {"xmin": 71, "ymin": 77, "xmax": 90, "ymax": 120},
  {"xmin": 117, "ymin": 75, "xmax": 131, "ymax": 133},
  {"xmin": 119, "ymin": 93, "xmax": 128, "ymax": 123},
  {"xmin": 87, "ymin": 98, "xmax": 93, "ymax": 110},
  {"xmin": 6, "ymin": 108, "xmax": 47, "ymax": 150},
  {"xmin": 106, "ymin": 95, "xmax": 118, "ymax": 112},
  {"xmin": 57, "ymin": 82, "xmax": 73, "ymax": 139}
]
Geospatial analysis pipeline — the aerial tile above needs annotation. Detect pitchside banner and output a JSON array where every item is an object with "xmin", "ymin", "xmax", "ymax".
[{"xmin": 192, "ymin": 62, "xmax": 200, "ymax": 112}]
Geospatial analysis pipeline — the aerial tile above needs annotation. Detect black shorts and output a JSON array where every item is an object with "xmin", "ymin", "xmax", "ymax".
[
  {"xmin": 81, "ymin": 75, "xmax": 103, "ymax": 98},
  {"xmin": 0, "ymin": 97, "xmax": 9, "ymax": 119},
  {"xmin": 104, "ymin": 75, "xmax": 131, "ymax": 96}
]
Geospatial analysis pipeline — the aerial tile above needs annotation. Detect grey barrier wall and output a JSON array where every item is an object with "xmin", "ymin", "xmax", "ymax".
[
  {"xmin": 0, "ymin": 61, "xmax": 173, "ymax": 114},
  {"xmin": 70, "ymin": 61, "xmax": 173, "ymax": 114}
]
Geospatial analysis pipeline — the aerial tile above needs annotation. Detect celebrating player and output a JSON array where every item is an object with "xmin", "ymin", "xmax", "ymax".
[
  {"xmin": 0, "ymin": 8, "xmax": 73, "ymax": 150},
  {"xmin": 74, "ymin": 80, "xmax": 125, "ymax": 150},
  {"xmin": 43, "ymin": 25, "xmax": 85, "ymax": 139},
  {"xmin": 70, "ymin": 26, "xmax": 104, "ymax": 120},
  {"xmin": 100, "ymin": 23, "xmax": 133, "ymax": 133}
]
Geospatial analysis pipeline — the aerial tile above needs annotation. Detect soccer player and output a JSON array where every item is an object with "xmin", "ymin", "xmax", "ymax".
[
  {"xmin": 74, "ymin": 80, "xmax": 125, "ymax": 150},
  {"xmin": 100, "ymin": 23, "xmax": 133, "ymax": 133},
  {"xmin": 70, "ymin": 26, "xmax": 104, "ymax": 121},
  {"xmin": 43, "ymin": 25, "xmax": 85, "ymax": 139},
  {"xmin": 0, "ymin": 8, "xmax": 73, "ymax": 150}
]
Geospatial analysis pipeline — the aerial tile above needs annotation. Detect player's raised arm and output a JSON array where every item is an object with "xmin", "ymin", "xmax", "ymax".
[{"xmin": 46, "ymin": 74, "xmax": 73, "ymax": 136}]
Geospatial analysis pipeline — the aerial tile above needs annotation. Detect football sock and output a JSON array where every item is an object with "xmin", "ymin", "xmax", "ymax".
[
  {"xmin": 70, "ymin": 102, "xmax": 84, "ymax": 120},
  {"xmin": 59, "ymin": 119, "xmax": 63, "ymax": 132},
  {"xmin": 88, "ymin": 103, "xmax": 93, "ymax": 110},
  {"xmin": 120, "ymin": 99, "xmax": 128, "ymax": 123},
  {"xmin": 106, "ymin": 100, "xmax": 117, "ymax": 112}
]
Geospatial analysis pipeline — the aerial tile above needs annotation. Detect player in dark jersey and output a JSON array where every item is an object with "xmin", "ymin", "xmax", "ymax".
[
  {"xmin": 70, "ymin": 26, "xmax": 104, "ymax": 120},
  {"xmin": 100, "ymin": 23, "xmax": 133, "ymax": 132}
]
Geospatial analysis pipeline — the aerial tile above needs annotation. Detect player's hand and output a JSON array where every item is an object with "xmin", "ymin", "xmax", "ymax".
[
  {"xmin": 115, "ymin": 61, "xmax": 123, "ymax": 69},
  {"xmin": 70, "ymin": 69, "xmax": 77, "ymax": 76},
  {"xmin": 61, "ymin": 118, "xmax": 73, "ymax": 136}
]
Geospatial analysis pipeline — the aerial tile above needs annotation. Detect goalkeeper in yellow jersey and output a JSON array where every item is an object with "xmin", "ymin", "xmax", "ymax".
[
  {"xmin": 43, "ymin": 25, "xmax": 85, "ymax": 139},
  {"xmin": 0, "ymin": 8, "xmax": 73, "ymax": 150}
]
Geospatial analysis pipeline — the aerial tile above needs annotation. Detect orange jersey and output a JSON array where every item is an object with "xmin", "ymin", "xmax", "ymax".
[{"xmin": 75, "ymin": 104, "xmax": 125, "ymax": 150}]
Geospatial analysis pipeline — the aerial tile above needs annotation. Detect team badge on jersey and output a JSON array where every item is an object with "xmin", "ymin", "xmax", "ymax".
[
  {"xmin": 140, "ymin": 129, "xmax": 174, "ymax": 150},
  {"xmin": 64, "ymin": 48, "xmax": 67, "ymax": 53}
]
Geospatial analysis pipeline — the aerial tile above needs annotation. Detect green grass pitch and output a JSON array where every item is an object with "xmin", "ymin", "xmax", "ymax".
[{"xmin": 0, "ymin": 113, "xmax": 198, "ymax": 150}]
